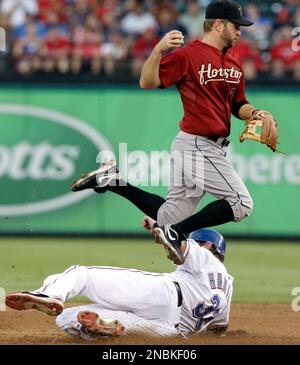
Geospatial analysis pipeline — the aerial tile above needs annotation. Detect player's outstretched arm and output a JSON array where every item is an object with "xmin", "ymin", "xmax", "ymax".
[{"xmin": 139, "ymin": 30, "xmax": 184, "ymax": 89}]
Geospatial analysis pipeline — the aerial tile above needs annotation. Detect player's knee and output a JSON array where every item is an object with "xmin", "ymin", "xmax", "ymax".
[
  {"xmin": 157, "ymin": 203, "xmax": 175, "ymax": 225},
  {"xmin": 42, "ymin": 273, "xmax": 61, "ymax": 287},
  {"xmin": 63, "ymin": 264, "xmax": 87, "ymax": 275},
  {"xmin": 42, "ymin": 265, "xmax": 82, "ymax": 287},
  {"xmin": 157, "ymin": 202, "xmax": 193, "ymax": 225},
  {"xmin": 157, "ymin": 208, "xmax": 172, "ymax": 225},
  {"xmin": 60, "ymin": 265, "xmax": 90, "ymax": 286},
  {"xmin": 227, "ymin": 194, "xmax": 253, "ymax": 222},
  {"xmin": 62, "ymin": 264, "xmax": 79, "ymax": 274},
  {"xmin": 76, "ymin": 265, "xmax": 91, "ymax": 280}
]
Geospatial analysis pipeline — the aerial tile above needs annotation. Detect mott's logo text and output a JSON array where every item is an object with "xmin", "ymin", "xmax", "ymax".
[
  {"xmin": 0, "ymin": 104, "xmax": 113, "ymax": 216},
  {"xmin": 1, "ymin": 104, "xmax": 298, "ymax": 216},
  {"xmin": 0, "ymin": 142, "xmax": 79, "ymax": 180}
]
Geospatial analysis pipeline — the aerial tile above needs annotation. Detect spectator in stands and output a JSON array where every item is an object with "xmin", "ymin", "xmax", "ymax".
[
  {"xmin": 285, "ymin": 0, "xmax": 299, "ymax": 4},
  {"xmin": 12, "ymin": 22, "xmax": 42, "ymax": 76},
  {"xmin": 156, "ymin": 7, "xmax": 186, "ymax": 39},
  {"xmin": 235, "ymin": 38, "xmax": 267, "ymax": 80},
  {"xmin": 40, "ymin": 10, "xmax": 69, "ymax": 36},
  {"xmin": 71, "ymin": 14, "xmax": 102, "ymax": 74},
  {"xmin": 270, "ymin": 25, "xmax": 300, "ymax": 79},
  {"xmin": 272, "ymin": 3, "xmax": 293, "ymax": 31},
  {"xmin": 69, "ymin": 0, "xmax": 93, "ymax": 26},
  {"xmin": 3, "ymin": 0, "xmax": 300, "ymax": 81},
  {"xmin": 131, "ymin": 26, "xmax": 160, "ymax": 77},
  {"xmin": 90, "ymin": 0, "xmax": 121, "ymax": 21},
  {"xmin": 38, "ymin": 0, "xmax": 68, "ymax": 25},
  {"xmin": 13, "ymin": 14, "xmax": 47, "ymax": 39},
  {"xmin": 244, "ymin": 2, "xmax": 272, "ymax": 50},
  {"xmin": 120, "ymin": 0, "xmax": 157, "ymax": 37},
  {"xmin": 150, "ymin": 0, "xmax": 177, "ymax": 19},
  {"xmin": 41, "ymin": 26, "xmax": 70, "ymax": 74},
  {"xmin": 293, "ymin": 6, "xmax": 300, "ymax": 27},
  {"xmin": 179, "ymin": 0, "xmax": 205, "ymax": 40},
  {"xmin": 100, "ymin": 30, "xmax": 128, "ymax": 75},
  {"xmin": 101, "ymin": 12, "xmax": 121, "ymax": 42},
  {"xmin": 0, "ymin": 0, "xmax": 39, "ymax": 29}
]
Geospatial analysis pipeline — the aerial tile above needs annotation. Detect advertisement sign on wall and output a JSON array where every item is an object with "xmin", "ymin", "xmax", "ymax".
[{"xmin": 0, "ymin": 88, "xmax": 297, "ymax": 236}]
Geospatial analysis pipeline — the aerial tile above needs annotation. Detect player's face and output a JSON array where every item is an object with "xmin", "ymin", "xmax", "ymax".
[{"xmin": 221, "ymin": 21, "xmax": 241, "ymax": 48}]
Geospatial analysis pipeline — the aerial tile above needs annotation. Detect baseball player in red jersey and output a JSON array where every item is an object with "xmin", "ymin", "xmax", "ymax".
[{"xmin": 71, "ymin": 1, "xmax": 269, "ymax": 264}]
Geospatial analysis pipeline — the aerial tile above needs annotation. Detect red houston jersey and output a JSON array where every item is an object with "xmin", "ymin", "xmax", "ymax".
[{"xmin": 159, "ymin": 40, "xmax": 247, "ymax": 137}]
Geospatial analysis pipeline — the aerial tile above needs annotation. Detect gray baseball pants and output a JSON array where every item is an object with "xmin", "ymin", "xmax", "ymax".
[{"xmin": 157, "ymin": 131, "xmax": 253, "ymax": 225}]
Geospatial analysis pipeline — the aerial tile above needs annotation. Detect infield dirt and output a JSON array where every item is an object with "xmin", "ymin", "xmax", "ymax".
[{"xmin": 0, "ymin": 303, "xmax": 299, "ymax": 345}]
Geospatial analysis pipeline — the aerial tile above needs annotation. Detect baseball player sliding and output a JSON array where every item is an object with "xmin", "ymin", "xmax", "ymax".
[
  {"xmin": 71, "ymin": 0, "xmax": 278, "ymax": 264},
  {"xmin": 6, "ymin": 226, "xmax": 233, "ymax": 339}
]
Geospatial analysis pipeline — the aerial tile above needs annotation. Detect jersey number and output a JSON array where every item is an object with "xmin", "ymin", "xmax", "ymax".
[{"xmin": 193, "ymin": 294, "xmax": 221, "ymax": 332}]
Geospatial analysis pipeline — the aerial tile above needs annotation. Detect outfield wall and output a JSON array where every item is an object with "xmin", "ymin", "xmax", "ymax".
[{"xmin": 0, "ymin": 86, "xmax": 299, "ymax": 236}]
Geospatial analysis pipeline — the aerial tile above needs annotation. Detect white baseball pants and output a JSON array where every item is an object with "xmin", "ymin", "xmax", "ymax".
[{"xmin": 34, "ymin": 265, "xmax": 181, "ymax": 338}]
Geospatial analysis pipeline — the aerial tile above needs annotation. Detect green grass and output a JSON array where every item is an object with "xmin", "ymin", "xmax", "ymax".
[{"xmin": 0, "ymin": 238, "xmax": 299, "ymax": 304}]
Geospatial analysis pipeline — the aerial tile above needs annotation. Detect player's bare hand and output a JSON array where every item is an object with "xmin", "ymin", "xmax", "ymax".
[
  {"xmin": 155, "ymin": 30, "xmax": 184, "ymax": 53},
  {"xmin": 142, "ymin": 216, "xmax": 156, "ymax": 232}
]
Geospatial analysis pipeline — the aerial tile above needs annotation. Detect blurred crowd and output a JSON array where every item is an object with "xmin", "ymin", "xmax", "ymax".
[{"xmin": 0, "ymin": 0, "xmax": 300, "ymax": 81}]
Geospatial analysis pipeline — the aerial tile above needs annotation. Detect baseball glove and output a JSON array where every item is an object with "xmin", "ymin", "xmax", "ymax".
[{"xmin": 239, "ymin": 110, "xmax": 284, "ymax": 153}]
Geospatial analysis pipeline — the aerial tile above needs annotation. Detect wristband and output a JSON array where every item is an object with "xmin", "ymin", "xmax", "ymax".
[{"xmin": 251, "ymin": 109, "xmax": 261, "ymax": 116}]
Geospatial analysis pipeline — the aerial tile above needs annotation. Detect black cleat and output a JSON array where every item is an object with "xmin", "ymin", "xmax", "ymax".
[
  {"xmin": 152, "ymin": 224, "xmax": 185, "ymax": 265},
  {"xmin": 71, "ymin": 160, "xmax": 120, "ymax": 192}
]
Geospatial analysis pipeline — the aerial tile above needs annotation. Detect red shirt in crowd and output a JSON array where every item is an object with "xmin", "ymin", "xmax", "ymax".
[
  {"xmin": 89, "ymin": 0, "xmax": 119, "ymax": 20},
  {"xmin": 38, "ymin": 0, "xmax": 68, "ymax": 23},
  {"xmin": 44, "ymin": 37, "xmax": 70, "ymax": 57},
  {"xmin": 159, "ymin": 41, "xmax": 247, "ymax": 137},
  {"xmin": 270, "ymin": 39, "xmax": 300, "ymax": 68},
  {"xmin": 132, "ymin": 34, "xmax": 161, "ymax": 59},
  {"xmin": 234, "ymin": 39, "xmax": 264, "ymax": 72}
]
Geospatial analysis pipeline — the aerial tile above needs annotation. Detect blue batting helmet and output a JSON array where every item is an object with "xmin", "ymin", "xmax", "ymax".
[{"xmin": 188, "ymin": 228, "xmax": 226, "ymax": 261}]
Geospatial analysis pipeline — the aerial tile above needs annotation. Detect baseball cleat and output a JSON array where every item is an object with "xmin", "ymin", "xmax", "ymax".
[
  {"xmin": 5, "ymin": 291, "xmax": 64, "ymax": 316},
  {"xmin": 78, "ymin": 311, "xmax": 124, "ymax": 337},
  {"xmin": 152, "ymin": 224, "xmax": 185, "ymax": 265},
  {"xmin": 70, "ymin": 160, "xmax": 119, "ymax": 192}
]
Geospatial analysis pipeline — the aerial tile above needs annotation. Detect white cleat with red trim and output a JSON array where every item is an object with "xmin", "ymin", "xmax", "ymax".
[
  {"xmin": 78, "ymin": 311, "xmax": 125, "ymax": 337},
  {"xmin": 5, "ymin": 291, "xmax": 64, "ymax": 316}
]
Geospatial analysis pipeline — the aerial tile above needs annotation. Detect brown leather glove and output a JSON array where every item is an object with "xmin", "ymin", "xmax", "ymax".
[{"xmin": 239, "ymin": 110, "xmax": 281, "ymax": 153}]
